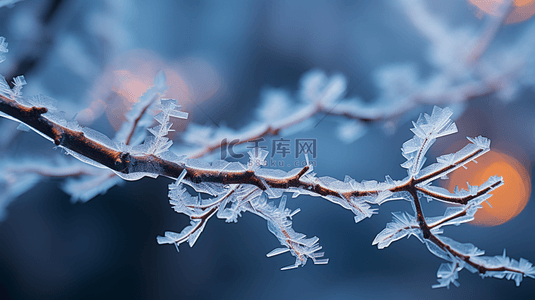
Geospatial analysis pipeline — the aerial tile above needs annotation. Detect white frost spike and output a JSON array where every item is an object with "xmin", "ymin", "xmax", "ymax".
[
  {"xmin": 385, "ymin": 175, "xmax": 395, "ymax": 186},
  {"xmin": 146, "ymin": 98, "xmax": 188, "ymax": 156},
  {"xmin": 437, "ymin": 153, "xmax": 455, "ymax": 166},
  {"xmin": 16, "ymin": 123, "xmax": 31, "ymax": 132},
  {"xmin": 256, "ymin": 194, "xmax": 327, "ymax": 270},
  {"xmin": 0, "ymin": 36, "xmax": 7, "ymax": 63},
  {"xmin": 432, "ymin": 262, "xmax": 461, "ymax": 289},
  {"xmin": 156, "ymin": 218, "xmax": 209, "ymax": 250},
  {"xmin": 9, "ymin": 75, "xmax": 26, "ymax": 98},
  {"xmin": 114, "ymin": 71, "xmax": 172, "ymax": 145},
  {"xmin": 281, "ymin": 264, "xmax": 300, "ymax": 271},
  {"xmin": 303, "ymin": 152, "xmax": 314, "ymax": 176},
  {"xmin": 247, "ymin": 148, "xmax": 269, "ymax": 170},
  {"xmin": 467, "ymin": 136, "xmax": 491, "ymax": 150},
  {"xmin": 0, "ymin": 36, "xmax": 7, "ymax": 52},
  {"xmin": 425, "ymin": 106, "xmax": 458, "ymax": 138},
  {"xmin": 351, "ymin": 198, "xmax": 378, "ymax": 223},
  {"xmin": 188, "ymin": 223, "xmax": 203, "ymax": 247},
  {"xmin": 176, "ymin": 169, "xmax": 187, "ymax": 185},
  {"xmin": 266, "ymin": 247, "xmax": 290, "ymax": 257},
  {"xmin": 0, "ymin": 78, "xmax": 8, "ymax": 100},
  {"xmin": 372, "ymin": 211, "xmax": 419, "ymax": 249},
  {"xmin": 289, "ymin": 208, "xmax": 301, "ymax": 218},
  {"xmin": 168, "ymin": 109, "xmax": 189, "ymax": 119},
  {"xmin": 156, "ymin": 231, "xmax": 180, "ymax": 245},
  {"xmin": 374, "ymin": 190, "xmax": 394, "ymax": 205},
  {"xmin": 401, "ymin": 106, "xmax": 458, "ymax": 176},
  {"xmin": 25, "ymin": 94, "xmax": 58, "ymax": 111},
  {"xmin": 416, "ymin": 138, "xmax": 493, "ymax": 185},
  {"xmin": 469, "ymin": 249, "xmax": 535, "ymax": 287}
]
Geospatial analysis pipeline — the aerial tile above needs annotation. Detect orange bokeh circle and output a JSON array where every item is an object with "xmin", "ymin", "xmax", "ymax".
[
  {"xmin": 444, "ymin": 150, "xmax": 531, "ymax": 226},
  {"xmin": 468, "ymin": 0, "xmax": 535, "ymax": 23}
]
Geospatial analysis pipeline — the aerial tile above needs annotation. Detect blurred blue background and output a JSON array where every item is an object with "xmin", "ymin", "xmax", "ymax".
[{"xmin": 1, "ymin": 0, "xmax": 535, "ymax": 299}]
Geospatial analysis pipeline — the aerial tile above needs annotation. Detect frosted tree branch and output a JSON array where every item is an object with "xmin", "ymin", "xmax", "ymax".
[
  {"xmin": 182, "ymin": 3, "xmax": 534, "ymax": 159},
  {"xmin": 3, "ymin": 75, "xmax": 534, "ymax": 286},
  {"xmin": 1, "ymin": 2, "xmax": 535, "ymax": 286}
]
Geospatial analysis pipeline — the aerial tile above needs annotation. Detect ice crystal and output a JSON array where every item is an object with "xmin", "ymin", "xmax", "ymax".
[
  {"xmin": 401, "ymin": 106, "xmax": 458, "ymax": 176},
  {"xmin": 145, "ymin": 98, "xmax": 188, "ymax": 156},
  {"xmin": 0, "ymin": 36, "xmax": 7, "ymax": 64}
]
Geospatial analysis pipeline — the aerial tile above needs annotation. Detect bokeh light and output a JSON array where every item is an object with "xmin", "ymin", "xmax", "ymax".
[
  {"xmin": 445, "ymin": 150, "xmax": 531, "ymax": 226},
  {"xmin": 77, "ymin": 50, "xmax": 192, "ymax": 130},
  {"xmin": 469, "ymin": 0, "xmax": 535, "ymax": 23}
]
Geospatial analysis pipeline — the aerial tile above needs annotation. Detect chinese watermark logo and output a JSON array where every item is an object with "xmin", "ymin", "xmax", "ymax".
[{"xmin": 220, "ymin": 137, "xmax": 317, "ymax": 167}]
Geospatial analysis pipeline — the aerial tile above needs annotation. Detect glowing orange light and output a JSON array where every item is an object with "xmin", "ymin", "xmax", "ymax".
[
  {"xmin": 113, "ymin": 70, "xmax": 152, "ymax": 105},
  {"xmin": 444, "ymin": 150, "xmax": 530, "ymax": 226},
  {"xmin": 468, "ymin": 0, "xmax": 535, "ymax": 23}
]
